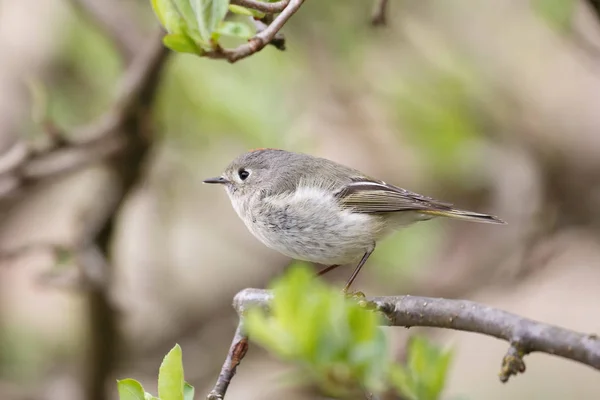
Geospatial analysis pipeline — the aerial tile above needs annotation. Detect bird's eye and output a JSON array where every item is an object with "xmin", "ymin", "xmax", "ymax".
[{"xmin": 238, "ymin": 168, "xmax": 250, "ymax": 181}]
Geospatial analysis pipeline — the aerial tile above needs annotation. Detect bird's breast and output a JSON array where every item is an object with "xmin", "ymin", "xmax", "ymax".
[{"xmin": 241, "ymin": 187, "xmax": 382, "ymax": 265}]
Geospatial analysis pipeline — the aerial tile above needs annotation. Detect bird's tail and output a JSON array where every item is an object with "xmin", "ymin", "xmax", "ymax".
[{"xmin": 420, "ymin": 208, "xmax": 506, "ymax": 225}]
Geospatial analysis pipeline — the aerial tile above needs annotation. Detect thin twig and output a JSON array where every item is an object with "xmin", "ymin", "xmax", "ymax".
[
  {"xmin": 219, "ymin": 288, "xmax": 600, "ymax": 390},
  {"xmin": 230, "ymin": 0, "xmax": 289, "ymax": 13},
  {"xmin": 251, "ymin": 18, "xmax": 286, "ymax": 50},
  {"xmin": 371, "ymin": 0, "xmax": 389, "ymax": 26},
  {"xmin": 206, "ymin": 0, "xmax": 304, "ymax": 63},
  {"xmin": 207, "ymin": 322, "xmax": 250, "ymax": 400}
]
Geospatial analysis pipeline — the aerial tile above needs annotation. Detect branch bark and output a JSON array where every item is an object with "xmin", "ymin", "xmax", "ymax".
[
  {"xmin": 207, "ymin": 288, "xmax": 600, "ymax": 399},
  {"xmin": 371, "ymin": 0, "xmax": 389, "ymax": 26},
  {"xmin": 207, "ymin": 322, "xmax": 249, "ymax": 400},
  {"xmin": 230, "ymin": 0, "xmax": 289, "ymax": 13},
  {"xmin": 206, "ymin": 0, "xmax": 304, "ymax": 63}
]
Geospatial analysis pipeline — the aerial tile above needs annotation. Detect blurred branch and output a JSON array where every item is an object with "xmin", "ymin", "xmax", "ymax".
[
  {"xmin": 230, "ymin": 0, "xmax": 289, "ymax": 13},
  {"xmin": 0, "ymin": 1, "xmax": 170, "ymax": 397},
  {"xmin": 586, "ymin": 0, "xmax": 600, "ymax": 23},
  {"xmin": 83, "ymin": 33, "xmax": 170, "ymax": 400},
  {"xmin": 0, "ymin": 30, "xmax": 169, "ymax": 400},
  {"xmin": 67, "ymin": 0, "xmax": 144, "ymax": 62},
  {"xmin": 371, "ymin": 0, "xmax": 389, "ymax": 26},
  {"xmin": 0, "ymin": 29, "xmax": 167, "ymax": 201},
  {"xmin": 208, "ymin": 288, "xmax": 600, "ymax": 398},
  {"xmin": 206, "ymin": 0, "xmax": 304, "ymax": 63},
  {"xmin": 0, "ymin": 242, "xmax": 70, "ymax": 264}
]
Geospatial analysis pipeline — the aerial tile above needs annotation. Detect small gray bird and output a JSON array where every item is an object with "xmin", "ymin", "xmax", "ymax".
[{"xmin": 204, "ymin": 149, "xmax": 505, "ymax": 292}]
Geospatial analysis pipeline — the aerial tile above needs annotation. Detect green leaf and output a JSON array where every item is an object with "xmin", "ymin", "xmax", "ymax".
[
  {"xmin": 158, "ymin": 344, "xmax": 185, "ymax": 400},
  {"xmin": 192, "ymin": 0, "xmax": 230, "ymax": 44},
  {"xmin": 217, "ymin": 21, "xmax": 254, "ymax": 39},
  {"xmin": 183, "ymin": 382, "xmax": 195, "ymax": 400},
  {"xmin": 533, "ymin": 0, "xmax": 575, "ymax": 32},
  {"xmin": 228, "ymin": 4, "xmax": 265, "ymax": 18},
  {"xmin": 163, "ymin": 33, "xmax": 203, "ymax": 54},
  {"xmin": 406, "ymin": 337, "xmax": 453, "ymax": 400},
  {"xmin": 389, "ymin": 365, "xmax": 417, "ymax": 400},
  {"xmin": 245, "ymin": 265, "xmax": 395, "ymax": 397},
  {"xmin": 428, "ymin": 349, "xmax": 453, "ymax": 399},
  {"xmin": 117, "ymin": 379, "xmax": 146, "ymax": 400},
  {"xmin": 150, "ymin": 0, "xmax": 186, "ymax": 34},
  {"xmin": 150, "ymin": 0, "xmax": 168, "ymax": 27},
  {"xmin": 173, "ymin": 0, "xmax": 200, "ymax": 32},
  {"xmin": 144, "ymin": 394, "xmax": 160, "ymax": 400}
]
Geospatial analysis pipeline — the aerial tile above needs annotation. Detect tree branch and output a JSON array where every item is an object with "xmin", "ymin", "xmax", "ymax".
[
  {"xmin": 207, "ymin": 322, "xmax": 249, "ymax": 400},
  {"xmin": 208, "ymin": 288, "xmax": 600, "ymax": 398},
  {"xmin": 206, "ymin": 0, "xmax": 304, "ymax": 63},
  {"xmin": 0, "ymin": 29, "xmax": 167, "ymax": 201},
  {"xmin": 586, "ymin": 0, "xmax": 600, "ymax": 23},
  {"xmin": 230, "ymin": 0, "xmax": 289, "ymax": 14},
  {"xmin": 371, "ymin": 0, "xmax": 389, "ymax": 26},
  {"xmin": 367, "ymin": 294, "xmax": 600, "ymax": 382}
]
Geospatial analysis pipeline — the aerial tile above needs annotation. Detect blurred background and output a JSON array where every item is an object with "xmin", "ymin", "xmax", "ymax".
[{"xmin": 1, "ymin": 0, "xmax": 600, "ymax": 399}]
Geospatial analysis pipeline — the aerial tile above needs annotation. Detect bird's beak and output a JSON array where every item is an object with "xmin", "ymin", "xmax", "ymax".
[{"xmin": 203, "ymin": 177, "xmax": 229, "ymax": 185}]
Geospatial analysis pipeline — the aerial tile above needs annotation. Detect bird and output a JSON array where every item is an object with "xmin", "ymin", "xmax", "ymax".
[{"xmin": 203, "ymin": 148, "xmax": 505, "ymax": 292}]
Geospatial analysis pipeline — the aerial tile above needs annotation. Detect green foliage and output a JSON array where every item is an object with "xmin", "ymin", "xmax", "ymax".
[
  {"xmin": 163, "ymin": 34, "xmax": 202, "ymax": 55},
  {"xmin": 532, "ymin": 0, "xmax": 575, "ymax": 32},
  {"xmin": 117, "ymin": 379, "xmax": 147, "ymax": 400},
  {"xmin": 390, "ymin": 337, "xmax": 453, "ymax": 400},
  {"xmin": 150, "ymin": 0, "xmax": 255, "ymax": 54},
  {"xmin": 244, "ymin": 265, "xmax": 453, "ymax": 399},
  {"xmin": 193, "ymin": 0, "xmax": 230, "ymax": 44},
  {"xmin": 216, "ymin": 21, "xmax": 255, "ymax": 40},
  {"xmin": 228, "ymin": 4, "xmax": 265, "ymax": 18},
  {"xmin": 158, "ymin": 344, "xmax": 185, "ymax": 400},
  {"xmin": 117, "ymin": 344, "xmax": 194, "ymax": 400}
]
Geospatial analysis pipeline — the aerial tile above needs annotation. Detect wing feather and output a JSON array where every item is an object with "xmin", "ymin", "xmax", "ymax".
[{"xmin": 335, "ymin": 179, "xmax": 454, "ymax": 214}]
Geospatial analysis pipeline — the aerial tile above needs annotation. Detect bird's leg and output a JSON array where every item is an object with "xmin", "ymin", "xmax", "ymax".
[
  {"xmin": 316, "ymin": 264, "xmax": 340, "ymax": 276},
  {"xmin": 342, "ymin": 246, "xmax": 375, "ymax": 297}
]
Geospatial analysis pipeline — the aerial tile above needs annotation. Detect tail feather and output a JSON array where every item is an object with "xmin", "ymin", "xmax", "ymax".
[{"xmin": 420, "ymin": 209, "xmax": 506, "ymax": 225}]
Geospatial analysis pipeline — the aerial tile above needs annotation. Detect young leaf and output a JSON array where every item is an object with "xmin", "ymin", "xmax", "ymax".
[
  {"xmin": 173, "ymin": 0, "xmax": 200, "ymax": 32},
  {"xmin": 150, "ymin": 0, "xmax": 169, "ymax": 27},
  {"xmin": 428, "ymin": 349, "xmax": 453, "ymax": 400},
  {"xmin": 406, "ymin": 336, "xmax": 453, "ymax": 400},
  {"xmin": 183, "ymin": 382, "xmax": 195, "ymax": 400},
  {"xmin": 389, "ymin": 366, "xmax": 417, "ymax": 400},
  {"xmin": 163, "ymin": 33, "xmax": 203, "ymax": 54},
  {"xmin": 151, "ymin": 0, "xmax": 186, "ymax": 34},
  {"xmin": 228, "ymin": 4, "xmax": 265, "ymax": 18},
  {"xmin": 117, "ymin": 379, "xmax": 146, "ymax": 400},
  {"xmin": 158, "ymin": 344, "xmax": 185, "ymax": 400},
  {"xmin": 217, "ymin": 21, "xmax": 254, "ymax": 39},
  {"xmin": 192, "ymin": 0, "xmax": 230, "ymax": 44}
]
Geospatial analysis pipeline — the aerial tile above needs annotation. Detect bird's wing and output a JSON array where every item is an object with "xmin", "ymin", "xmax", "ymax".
[{"xmin": 334, "ymin": 178, "xmax": 454, "ymax": 214}]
